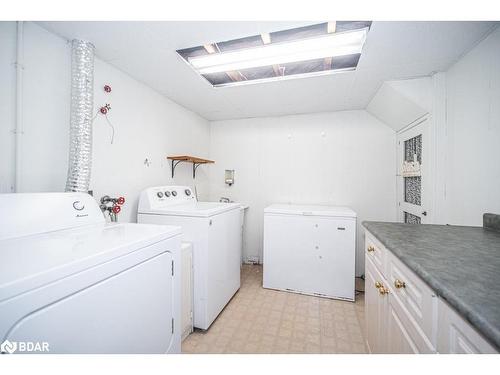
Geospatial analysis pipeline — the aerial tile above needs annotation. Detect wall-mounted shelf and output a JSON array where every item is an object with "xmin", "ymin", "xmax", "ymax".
[{"xmin": 167, "ymin": 155, "xmax": 215, "ymax": 179}]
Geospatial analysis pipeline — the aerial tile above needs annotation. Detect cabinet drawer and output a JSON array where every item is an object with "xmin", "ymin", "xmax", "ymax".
[
  {"xmin": 387, "ymin": 291, "xmax": 436, "ymax": 353},
  {"xmin": 365, "ymin": 232, "xmax": 386, "ymax": 276},
  {"xmin": 387, "ymin": 251, "xmax": 438, "ymax": 345},
  {"xmin": 437, "ymin": 299, "xmax": 498, "ymax": 354}
]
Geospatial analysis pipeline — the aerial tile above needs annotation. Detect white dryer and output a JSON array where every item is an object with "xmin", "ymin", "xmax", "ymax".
[
  {"xmin": 0, "ymin": 192, "xmax": 182, "ymax": 354},
  {"xmin": 137, "ymin": 186, "xmax": 241, "ymax": 330}
]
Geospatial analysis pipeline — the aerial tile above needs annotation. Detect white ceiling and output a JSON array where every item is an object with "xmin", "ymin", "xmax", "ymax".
[{"xmin": 38, "ymin": 21, "xmax": 498, "ymax": 121}]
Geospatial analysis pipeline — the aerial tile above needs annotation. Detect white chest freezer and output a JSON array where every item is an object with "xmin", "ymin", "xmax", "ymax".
[{"xmin": 263, "ymin": 204, "xmax": 356, "ymax": 301}]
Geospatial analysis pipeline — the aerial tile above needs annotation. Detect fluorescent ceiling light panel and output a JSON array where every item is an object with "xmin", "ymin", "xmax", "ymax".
[
  {"xmin": 189, "ymin": 28, "xmax": 368, "ymax": 75},
  {"xmin": 176, "ymin": 22, "xmax": 372, "ymax": 87}
]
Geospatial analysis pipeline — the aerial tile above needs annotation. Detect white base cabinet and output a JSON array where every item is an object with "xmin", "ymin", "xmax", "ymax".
[
  {"xmin": 437, "ymin": 299, "xmax": 497, "ymax": 354},
  {"xmin": 364, "ymin": 229, "xmax": 498, "ymax": 354},
  {"xmin": 386, "ymin": 296, "xmax": 420, "ymax": 353},
  {"xmin": 386, "ymin": 291, "xmax": 435, "ymax": 353},
  {"xmin": 365, "ymin": 256, "xmax": 387, "ymax": 353}
]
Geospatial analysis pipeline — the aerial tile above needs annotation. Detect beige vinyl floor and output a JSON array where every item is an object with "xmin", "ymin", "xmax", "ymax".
[{"xmin": 182, "ymin": 265, "xmax": 367, "ymax": 354}]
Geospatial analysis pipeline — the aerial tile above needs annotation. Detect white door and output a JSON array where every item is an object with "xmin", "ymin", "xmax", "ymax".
[{"xmin": 397, "ymin": 117, "xmax": 433, "ymax": 224}]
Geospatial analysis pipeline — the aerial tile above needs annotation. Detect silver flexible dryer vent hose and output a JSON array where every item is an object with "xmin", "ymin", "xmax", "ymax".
[{"xmin": 65, "ymin": 39, "xmax": 95, "ymax": 193}]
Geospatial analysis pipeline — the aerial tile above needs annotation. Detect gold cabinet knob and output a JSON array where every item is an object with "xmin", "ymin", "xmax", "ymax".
[
  {"xmin": 379, "ymin": 286, "xmax": 389, "ymax": 295},
  {"xmin": 375, "ymin": 281, "xmax": 382, "ymax": 289},
  {"xmin": 367, "ymin": 245, "xmax": 375, "ymax": 252},
  {"xmin": 394, "ymin": 279, "xmax": 406, "ymax": 289}
]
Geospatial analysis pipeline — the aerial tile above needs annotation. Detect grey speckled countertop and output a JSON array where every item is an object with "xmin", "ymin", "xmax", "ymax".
[{"xmin": 362, "ymin": 221, "xmax": 500, "ymax": 350}]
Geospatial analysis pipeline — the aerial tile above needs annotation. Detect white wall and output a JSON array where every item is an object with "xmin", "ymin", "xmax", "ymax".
[
  {"xmin": 369, "ymin": 26, "xmax": 500, "ymax": 227},
  {"xmin": 209, "ymin": 110, "xmax": 397, "ymax": 275},
  {"xmin": 1, "ymin": 22, "xmax": 211, "ymax": 221},
  {"xmin": 91, "ymin": 58, "xmax": 210, "ymax": 222},
  {"xmin": 0, "ymin": 22, "xmax": 17, "ymax": 193},
  {"xmin": 439, "ymin": 26, "xmax": 500, "ymax": 225},
  {"xmin": 19, "ymin": 22, "xmax": 72, "ymax": 193},
  {"xmin": 367, "ymin": 77, "xmax": 432, "ymax": 132}
]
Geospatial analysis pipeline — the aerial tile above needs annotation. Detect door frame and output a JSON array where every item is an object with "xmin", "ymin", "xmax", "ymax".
[{"xmin": 396, "ymin": 115, "xmax": 434, "ymax": 224}]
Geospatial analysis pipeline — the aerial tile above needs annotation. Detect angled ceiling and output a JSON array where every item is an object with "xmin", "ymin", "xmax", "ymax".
[{"xmin": 37, "ymin": 21, "xmax": 498, "ymax": 121}]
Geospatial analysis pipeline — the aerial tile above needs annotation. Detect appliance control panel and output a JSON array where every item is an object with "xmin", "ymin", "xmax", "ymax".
[
  {"xmin": 138, "ymin": 186, "xmax": 196, "ymax": 211},
  {"xmin": 0, "ymin": 192, "xmax": 105, "ymax": 241}
]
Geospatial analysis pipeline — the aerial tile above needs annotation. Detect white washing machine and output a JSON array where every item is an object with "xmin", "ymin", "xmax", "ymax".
[
  {"xmin": 0, "ymin": 192, "xmax": 182, "ymax": 354},
  {"xmin": 263, "ymin": 204, "xmax": 357, "ymax": 301},
  {"xmin": 137, "ymin": 186, "xmax": 241, "ymax": 330}
]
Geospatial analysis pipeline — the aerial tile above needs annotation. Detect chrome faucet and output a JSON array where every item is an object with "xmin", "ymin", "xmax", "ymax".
[{"xmin": 219, "ymin": 197, "xmax": 231, "ymax": 203}]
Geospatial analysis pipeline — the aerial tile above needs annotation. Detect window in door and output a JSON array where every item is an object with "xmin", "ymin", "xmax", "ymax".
[
  {"xmin": 404, "ymin": 135, "xmax": 422, "ymax": 207},
  {"xmin": 404, "ymin": 212, "xmax": 421, "ymax": 224}
]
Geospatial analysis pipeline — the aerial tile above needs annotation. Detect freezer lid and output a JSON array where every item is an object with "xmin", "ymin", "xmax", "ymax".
[{"xmin": 264, "ymin": 204, "xmax": 357, "ymax": 218}]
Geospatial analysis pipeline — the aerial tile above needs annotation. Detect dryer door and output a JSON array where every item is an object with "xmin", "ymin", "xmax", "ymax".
[{"xmin": 5, "ymin": 252, "xmax": 174, "ymax": 354}]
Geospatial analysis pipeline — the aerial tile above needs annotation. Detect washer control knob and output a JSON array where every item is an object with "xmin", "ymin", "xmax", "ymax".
[
  {"xmin": 165, "ymin": 191, "xmax": 171, "ymax": 197},
  {"xmin": 73, "ymin": 200, "xmax": 85, "ymax": 211},
  {"xmin": 185, "ymin": 189, "xmax": 191, "ymax": 196},
  {"xmin": 157, "ymin": 192, "xmax": 164, "ymax": 198},
  {"xmin": 172, "ymin": 191, "xmax": 177, "ymax": 197}
]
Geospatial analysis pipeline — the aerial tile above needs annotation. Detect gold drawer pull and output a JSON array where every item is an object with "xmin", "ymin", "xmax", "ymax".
[
  {"xmin": 378, "ymin": 286, "xmax": 389, "ymax": 296},
  {"xmin": 375, "ymin": 281, "xmax": 382, "ymax": 289},
  {"xmin": 394, "ymin": 279, "xmax": 406, "ymax": 289},
  {"xmin": 379, "ymin": 286, "xmax": 389, "ymax": 295},
  {"xmin": 367, "ymin": 245, "xmax": 375, "ymax": 252}
]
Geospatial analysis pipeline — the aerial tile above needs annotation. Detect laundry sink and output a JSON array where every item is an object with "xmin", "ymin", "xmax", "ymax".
[{"xmin": 219, "ymin": 198, "xmax": 249, "ymax": 211}]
